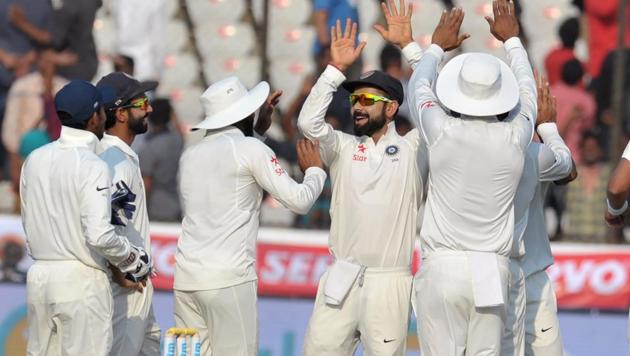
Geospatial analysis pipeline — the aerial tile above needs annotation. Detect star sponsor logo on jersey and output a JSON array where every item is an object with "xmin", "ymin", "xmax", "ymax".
[
  {"xmin": 420, "ymin": 101, "xmax": 436, "ymax": 109},
  {"xmin": 270, "ymin": 156, "xmax": 285, "ymax": 176},
  {"xmin": 353, "ymin": 143, "xmax": 368, "ymax": 162}
]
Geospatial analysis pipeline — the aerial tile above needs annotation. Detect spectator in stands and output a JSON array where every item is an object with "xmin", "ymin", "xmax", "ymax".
[
  {"xmin": 2, "ymin": 50, "xmax": 66, "ymax": 200},
  {"xmin": 564, "ymin": 132, "xmax": 611, "ymax": 242},
  {"xmin": 138, "ymin": 98, "xmax": 183, "ymax": 222},
  {"xmin": 380, "ymin": 43, "xmax": 411, "ymax": 119},
  {"xmin": 9, "ymin": 0, "xmax": 102, "ymax": 81},
  {"xmin": 109, "ymin": 0, "xmax": 167, "ymax": 82},
  {"xmin": 544, "ymin": 17, "xmax": 581, "ymax": 86},
  {"xmin": 112, "ymin": 54, "xmax": 135, "ymax": 76},
  {"xmin": 0, "ymin": 0, "xmax": 50, "ymax": 178},
  {"xmin": 552, "ymin": 59, "xmax": 596, "ymax": 164},
  {"xmin": 583, "ymin": 0, "xmax": 630, "ymax": 77},
  {"xmin": 313, "ymin": 0, "xmax": 361, "ymax": 79},
  {"xmin": 592, "ymin": 48, "xmax": 630, "ymax": 133},
  {"xmin": 0, "ymin": 239, "xmax": 26, "ymax": 283}
]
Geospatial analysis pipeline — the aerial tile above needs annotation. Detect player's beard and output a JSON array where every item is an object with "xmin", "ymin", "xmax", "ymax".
[
  {"xmin": 353, "ymin": 107, "xmax": 386, "ymax": 137},
  {"xmin": 128, "ymin": 110, "xmax": 149, "ymax": 135}
]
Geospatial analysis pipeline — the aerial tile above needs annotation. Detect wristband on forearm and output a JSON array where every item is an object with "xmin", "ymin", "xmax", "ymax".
[{"xmin": 607, "ymin": 199, "xmax": 628, "ymax": 216}]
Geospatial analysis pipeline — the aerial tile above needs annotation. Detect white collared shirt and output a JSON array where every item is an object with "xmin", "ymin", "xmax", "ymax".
[
  {"xmin": 98, "ymin": 134, "xmax": 150, "ymax": 251},
  {"xmin": 20, "ymin": 126, "xmax": 131, "ymax": 270},
  {"xmin": 175, "ymin": 126, "xmax": 327, "ymax": 291},
  {"xmin": 298, "ymin": 65, "xmax": 429, "ymax": 268},
  {"xmin": 404, "ymin": 38, "xmax": 536, "ymax": 257},
  {"xmin": 513, "ymin": 124, "xmax": 572, "ymax": 259}
]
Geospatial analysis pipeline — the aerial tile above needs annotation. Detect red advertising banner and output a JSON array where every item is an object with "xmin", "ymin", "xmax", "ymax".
[
  {"xmin": 3, "ymin": 215, "xmax": 630, "ymax": 310},
  {"xmin": 547, "ymin": 252, "xmax": 630, "ymax": 309}
]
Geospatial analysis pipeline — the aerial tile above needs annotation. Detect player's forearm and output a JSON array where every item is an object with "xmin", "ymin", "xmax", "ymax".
[
  {"xmin": 297, "ymin": 65, "xmax": 344, "ymax": 140},
  {"xmin": 537, "ymin": 123, "xmax": 572, "ymax": 179},
  {"xmin": 607, "ymin": 163, "xmax": 630, "ymax": 209}
]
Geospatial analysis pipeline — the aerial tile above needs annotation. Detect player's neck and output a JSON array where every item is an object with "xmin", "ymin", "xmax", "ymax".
[{"xmin": 107, "ymin": 127, "xmax": 135, "ymax": 147}]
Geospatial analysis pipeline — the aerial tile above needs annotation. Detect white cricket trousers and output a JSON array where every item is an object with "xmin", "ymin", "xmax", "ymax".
[
  {"xmin": 27, "ymin": 260, "xmax": 113, "ymax": 356},
  {"xmin": 303, "ymin": 266, "xmax": 413, "ymax": 356},
  {"xmin": 501, "ymin": 258, "xmax": 526, "ymax": 356},
  {"xmin": 523, "ymin": 270, "xmax": 562, "ymax": 356},
  {"xmin": 110, "ymin": 280, "xmax": 161, "ymax": 356},
  {"xmin": 414, "ymin": 251, "xmax": 510, "ymax": 356},
  {"xmin": 174, "ymin": 280, "xmax": 258, "ymax": 356}
]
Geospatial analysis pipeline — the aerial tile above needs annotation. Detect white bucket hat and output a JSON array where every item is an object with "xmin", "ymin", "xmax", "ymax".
[
  {"xmin": 435, "ymin": 52, "xmax": 519, "ymax": 117},
  {"xmin": 193, "ymin": 76, "xmax": 270, "ymax": 130}
]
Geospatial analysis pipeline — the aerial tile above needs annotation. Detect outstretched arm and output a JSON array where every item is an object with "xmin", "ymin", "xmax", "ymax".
[
  {"xmin": 297, "ymin": 19, "xmax": 365, "ymax": 165},
  {"xmin": 487, "ymin": 0, "xmax": 536, "ymax": 149},
  {"xmin": 407, "ymin": 8, "xmax": 468, "ymax": 144}
]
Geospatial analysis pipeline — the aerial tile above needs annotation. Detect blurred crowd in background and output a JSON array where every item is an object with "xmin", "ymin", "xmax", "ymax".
[{"xmin": 1, "ymin": 0, "xmax": 630, "ymax": 269}]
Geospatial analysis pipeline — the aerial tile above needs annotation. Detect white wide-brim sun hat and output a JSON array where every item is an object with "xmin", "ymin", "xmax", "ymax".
[
  {"xmin": 435, "ymin": 52, "xmax": 519, "ymax": 117},
  {"xmin": 193, "ymin": 76, "xmax": 270, "ymax": 131}
]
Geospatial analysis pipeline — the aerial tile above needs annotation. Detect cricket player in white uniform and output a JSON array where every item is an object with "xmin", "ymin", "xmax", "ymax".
[
  {"xmin": 96, "ymin": 72, "xmax": 161, "ymax": 356},
  {"xmin": 501, "ymin": 75, "xmax": 574, "ymax": 356},
  {"xmin": 175, "ymin": 77, "xmax": 327, "ymax": 356},
  {"xmin": 298, "ymin": 18, "xmax": 429, "ymax": 355},
  {"xmin": 401, "ymin": 2, "xmax": 536, "ymax": 354},
  {"xmin": 21, "ymin": 80, "xmax": 152, "ymax": 355},
  {"xmin": 605, "ymin": 135, "xmax": 630, "ymax": 356}
]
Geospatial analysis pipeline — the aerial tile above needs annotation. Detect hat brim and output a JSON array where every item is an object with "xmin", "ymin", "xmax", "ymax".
[
  {"xmin": 128, "ymin": 80, "xmax": 158, "ymax": 100},
  {"xmin": 341, "ymin": 80, "xmax": 400, "ymax": 103},
  {"xmin": 435, "ymin": 53, "xmax": 519, "ymax": 117},
  {"xmin": 192, "ymin": 81, "xmax": 270, "ymax": 131}
]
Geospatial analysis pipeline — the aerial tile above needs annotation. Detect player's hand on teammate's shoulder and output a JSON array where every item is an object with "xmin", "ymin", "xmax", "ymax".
[{"xmin": 297, "ymin": 139, "xmax": 324, "ymax": 173}]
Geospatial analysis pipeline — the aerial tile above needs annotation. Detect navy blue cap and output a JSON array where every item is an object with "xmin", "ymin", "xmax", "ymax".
[
  {"xmin": 54, "ymin": 80, "xmax": 109, "ymax": 124},
  {"xmin": 342, "ymin": 70, "xmax": 404, "ymax": 105},
  {"xmin": 96, "ymin": 72, "xmax": 157, "ymax": 110}
]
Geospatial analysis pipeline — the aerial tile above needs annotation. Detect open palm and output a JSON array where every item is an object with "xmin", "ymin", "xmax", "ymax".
[
  {"xmin": 374, "ymin": 0, "xmax": 414, "ymax": 48},
  {"xmin": 330, "ymin": 18, "xmax": 366, "ymax": 72}
]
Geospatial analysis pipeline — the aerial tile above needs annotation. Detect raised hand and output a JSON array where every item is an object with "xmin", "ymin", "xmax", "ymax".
[
  {"xmin": 374, "ymin": 0, "xmax": 414, "ymax": 48},
  {"xmin": 330, "ymin": 18, "xmax": 366, "ymax": 72},
  {"xmin": 255, "ymin": 90, "xmax": 283, "ymax": 136},
  {"xmin": 535, "ymin": 71, "xmax": 556, "ymax": 128},
  {"xmin": 485, "ymin": 0, "xmax": 519, "ymax": 42},
  {"xmin": 431, "ymin": 8, "xmax": 469, "ymax": 52}
]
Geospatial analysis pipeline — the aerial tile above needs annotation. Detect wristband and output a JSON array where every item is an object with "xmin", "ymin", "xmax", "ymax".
[{"xmin": 607, "ymin": 199, "xmax": 628, "ymax": 216}]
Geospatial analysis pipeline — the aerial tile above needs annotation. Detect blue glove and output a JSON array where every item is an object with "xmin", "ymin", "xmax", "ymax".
[
  {"xmin": 117, "ymin": 246, "xmax": 152, "ymax": 283},
  {"xmin": 110, "ymin": 181, "xmax": 137, "ymax": 226}
]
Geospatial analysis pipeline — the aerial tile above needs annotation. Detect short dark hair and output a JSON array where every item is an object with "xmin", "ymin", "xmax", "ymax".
[
  {"xmin": 380, "ymin": 44, "xmax": 402, "ymax": 72},
  {"xmin": 105, "ymin": 108, "xmax": 117, "ymax": 130},
  {"xmin": 57, "ymin": 111, "xmax": 87, "ymax": 129},
  {"xmin": 149, "ymin": 98, "xmax": 172, "ymax": 126},
  {"xmin": 114, "ymin": 54, "xmax": 135, "ymax": 74},
  {"xmin": 561, "ymin": 59, "xmax": 584, "ymax": 86},
  {"xmin": 559, "ymin": 17, "xmax": 580, "ymax": 49}
]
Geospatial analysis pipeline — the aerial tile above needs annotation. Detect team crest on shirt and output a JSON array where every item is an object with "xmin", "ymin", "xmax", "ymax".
[{"xmin": 385, "ymin": 145, "xmax": 399, "ymax": 156}]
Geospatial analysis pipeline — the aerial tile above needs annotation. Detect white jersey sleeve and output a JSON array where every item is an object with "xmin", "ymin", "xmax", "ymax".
[
  {"xmin": 297, "ymin": 65, "xmax": 348, "ymax": 167},
  {"xmin": 504, "ymin": 37, "xmax": 537, "ymax": 150},
  {"xmin": 78, "ymin": 157, "xmax": 131, "ymax": 265},
  {"xmin": 535, "ymin": 123, "xmax": 573, "ymax": 181},
  {"xmin": 241, "ymin": 139, "xmax": 327, "ymax": 214}
]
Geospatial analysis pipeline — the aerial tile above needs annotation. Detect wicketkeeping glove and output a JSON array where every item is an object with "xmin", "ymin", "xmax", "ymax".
[
  {"xmin": 117, "ymin": 245, "xmax": 152, "ymax": 283},
  {"xmin": 110, "ymin": 180, "xmax": 137, "ymax": 226}
]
